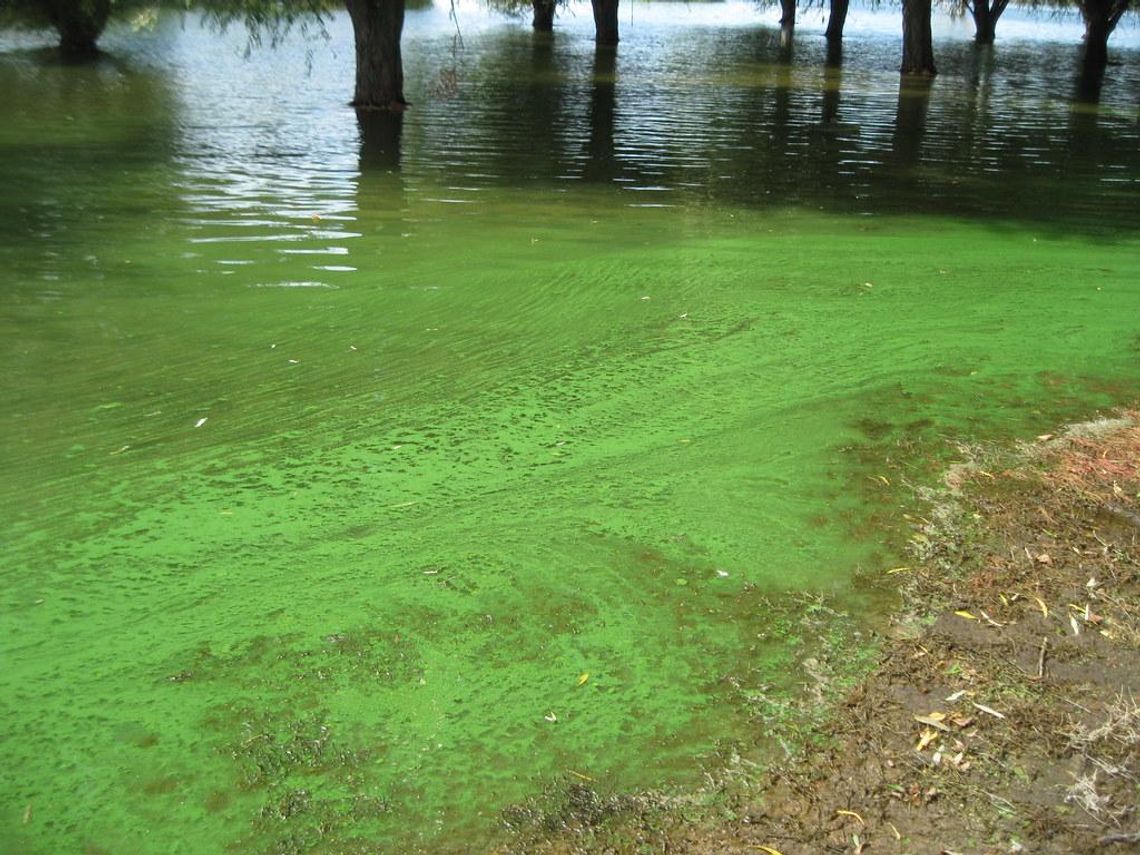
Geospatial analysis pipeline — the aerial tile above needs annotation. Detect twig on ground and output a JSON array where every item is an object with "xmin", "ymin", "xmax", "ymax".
[{"xmin": 1098, "ymin": 830, "xmax": 1140, "ymax": 846}]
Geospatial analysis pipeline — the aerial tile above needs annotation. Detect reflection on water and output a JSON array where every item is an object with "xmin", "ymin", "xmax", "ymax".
[{"xmin": 2, "ymin": 3, "xmax": 1140, "ymax": 853}]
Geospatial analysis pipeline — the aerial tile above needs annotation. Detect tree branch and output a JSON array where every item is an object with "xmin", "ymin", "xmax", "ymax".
[{"xmin": 1108, "ymin": 0, "xmax": 1129, "ymax": 28}]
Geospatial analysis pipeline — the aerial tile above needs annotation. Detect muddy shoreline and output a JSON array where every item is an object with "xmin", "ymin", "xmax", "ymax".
[{"xmin": 502, "ymin": 411, "xmax": 1140, "ymax": 854}]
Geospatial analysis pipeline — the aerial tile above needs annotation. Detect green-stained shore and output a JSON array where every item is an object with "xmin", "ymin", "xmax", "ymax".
[{"xmin": 504, "ymin": 411, "xmax": 1140, "ymax": 854}]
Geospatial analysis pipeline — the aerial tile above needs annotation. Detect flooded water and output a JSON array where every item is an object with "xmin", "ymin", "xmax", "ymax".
[{"xmin": 2, "ymin": 2, "xmax": 1139, "ymax": 852}]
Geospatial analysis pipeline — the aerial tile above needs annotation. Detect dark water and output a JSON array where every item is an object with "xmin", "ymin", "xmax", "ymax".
[{"xmin": 2, "ymin": 3, "xmax": 1139, "ymax": 852}]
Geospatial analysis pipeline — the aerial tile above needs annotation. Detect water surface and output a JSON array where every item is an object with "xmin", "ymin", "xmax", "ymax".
[{"xmin": 2, "ymin": 3, "xmax": 1139, "ymax": 852}]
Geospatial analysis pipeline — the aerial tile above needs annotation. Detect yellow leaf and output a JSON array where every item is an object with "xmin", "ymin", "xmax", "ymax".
[
  {"xmin": 1032, "ymin": 596, "xmax": 1049, "ymax": 618},
  {"xmin": 753, "ymin": 847, "xmax": 785, "ymax": 855},
  {"xmin": 955, "ymin": 610, "xmax": 978, "ymax": 621},
  {"xmin": 836, "ymin": 809, "xmax": 865, "ymax": 825},
  {"xmin": 916, "ymin": 728, "xmax": 940, "ymax": 751},
  {"xmin": 568, "ymin": 770, "xmax": 593, "ymax": 781},
  {"xmin": 886, "ymin": 566, "xmax": 911, "ymax": 575},
  {"xmin": 577, "ymin": 672, "xmax": 590, "ymax": 686}
]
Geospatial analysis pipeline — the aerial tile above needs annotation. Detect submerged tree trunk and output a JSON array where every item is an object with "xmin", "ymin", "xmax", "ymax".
[
  {"xmin": 532, "ymin": 0, "xmax": 555, "ymax": 32},
  {"xmin": 901, "ymin": 0, "xmax": 937, "ymax": 75},
  {"xmin": 47, "ymin": 0, "xmax": 111, "ymax": 58},
  {"xmin": 357, "ymin": 110, "xmax": 404, "ymax": 171},
  {"xmin": 825, "ymin": 0, "xmax": 849, "ymax": 45},
  {"xmin": 592, "ymin": 0, "xmax": 619, "ymax": 45},
  {"xmin": 1079, "ymin": 0, "xmax": 1128, "ymax": 76},
  {"xmin": 779, "ymin": 0, "xmax": 796, "ymax": 47},
  {"xmin": 893, "ymin": 76, "xmax": 932, "ymax": 168},
  {"xmin": 345, "ymin": 0, "xmax": 407, "ymax": 110},
  {"xmin": 583, "ymin": 47, "xmax": 617, "ymax": 183}
]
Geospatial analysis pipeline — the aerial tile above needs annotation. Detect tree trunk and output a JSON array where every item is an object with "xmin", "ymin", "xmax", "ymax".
[
  {"xmin": 532, "ymin": 0, "xmax": 556, "ymax": 32},
  {"xmin": 592, "ymin": 0, "xmax": 619, "ymax": 45},
  {"xmin": 900, "ymin": 0, "xmax": 937, "ymax": 76},
  {"xmin": 345, "ymin": 0, "xmax": 407, "ymax": 110},
  {"xmin": 1082, "ymin": 12, "xmax": 1110, "ymax": 73},
  {"xmin": 825, "ymin": 0, "xmax": 849, "ymax": 45},
  {"xmin": 47, "ymin": 0, "xmax": 111, "ymax": 58},
  {"xmin": 1078, "ymin": 0, "xmax": 1126, "ymax": 77},
  {"xmin": 971, "ymin": 0, "xmax": 996, "ymax": 44},
  {"xmin": 779, "ymin": 0, "xmax": 796, "ymax": 48}
]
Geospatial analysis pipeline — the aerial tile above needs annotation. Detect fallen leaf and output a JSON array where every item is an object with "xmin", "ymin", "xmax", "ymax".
[
  {"xmin": 544, "ymin": 711, "xmax": 558, "ymax": 723},
  {"xmin": 194, "ymin": 417, "xmax": 208, "ymax": 428},
  {"xmin": 915, "ymin": 714, "xmax": 951, "ymax": 732},
  {"xmin": 836, "ymin": 809, "xmax": 865, "ymax": 825},
  {"xmin": 1032, "ymin": 596, "xmax": 1049, "ymax": 618},
  {"xmin": 568, "ymin": 770, "xmax": 593, "ymax": 781},
  {"xmin": 979, "ymin": 609, "xmax": 1003, "ymax": 627},
  {"xmin": 955, "ymin": 610, "xmax": 978, "ymax": 621},
  {"xmin": 916, "ymin": 728, "xmax": 940, "ymax": 751},
  {"xmin": 753, "ymin": 847, "xmax": 785, "ymax": 855},
  {"xmin": 577, "ymin": 672, "xmax": 590, "ymax": 686}
]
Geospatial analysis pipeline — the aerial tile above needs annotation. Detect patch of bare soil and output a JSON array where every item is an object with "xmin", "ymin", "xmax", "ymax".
[{"xmin": 501, "ymin": 412, "xmax": 1140, "ymax": 855}]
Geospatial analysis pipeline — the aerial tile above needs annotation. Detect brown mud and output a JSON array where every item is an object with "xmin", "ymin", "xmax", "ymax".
[{"xmin": 502, "ymin": 411, "xmax": 1140, "ymax": 855}]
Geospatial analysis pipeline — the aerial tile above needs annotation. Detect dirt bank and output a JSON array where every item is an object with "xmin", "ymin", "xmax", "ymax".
[{"xmin": 503, "ymin": 411, "xmax": 1140, "ymax": 855}]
